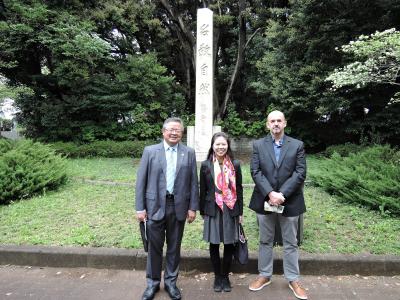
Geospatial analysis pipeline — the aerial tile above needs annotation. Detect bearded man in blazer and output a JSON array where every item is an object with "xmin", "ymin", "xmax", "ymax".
[
  {"xmin": 136, "ymin": 117, "xmax": 199, "ymax": 300},
  {"xmin": 248, "ymin": 111, "xmax": 308, "ymax": 300}
]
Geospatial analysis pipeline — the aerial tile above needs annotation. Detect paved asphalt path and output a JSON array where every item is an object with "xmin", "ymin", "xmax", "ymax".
[{"xmin": 1, "ymin": 265, "xmax": 399, "ymax": 300}]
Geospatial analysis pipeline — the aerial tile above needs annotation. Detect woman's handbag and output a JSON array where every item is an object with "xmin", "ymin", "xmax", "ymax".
[{"xmin": 234, "ymin": 223, "xmax": 248, "ymax": 265}]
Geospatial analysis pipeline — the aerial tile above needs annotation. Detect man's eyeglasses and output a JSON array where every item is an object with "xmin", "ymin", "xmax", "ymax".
[{"xmin": 164, "ymin": 128, "xmax": 183, "ymax": 134}]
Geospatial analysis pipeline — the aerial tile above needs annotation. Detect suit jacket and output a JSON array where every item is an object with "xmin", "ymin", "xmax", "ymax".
[
  {"xmin": 135, "ymin": 141, "xmax": 199, "ymax": 221},
  {"xmin": 249, "ymin": 134, "xmax": 306, "ymax": 217},
  {"xmin": 199, "ymin": 159, "xmax": 243, "ymax": 217}
]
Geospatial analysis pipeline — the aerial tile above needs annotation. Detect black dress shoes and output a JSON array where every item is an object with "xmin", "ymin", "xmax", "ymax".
[
  {"xmin": 165, "ymin": 284, "xmax": 182, "ymax": 300},
  {"xmin": 142, "ymin": 285, "xmax": 160, "ymax": 300},
  {"xmin": 221, "ymin": 276, "xmax": 232, "ymax": 292},
  {"xmin": 213, "ymin": 275, "xmax": 222, "ymax": 292}
]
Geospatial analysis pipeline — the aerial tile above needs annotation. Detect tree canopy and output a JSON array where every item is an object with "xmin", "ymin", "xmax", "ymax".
[
  {"xmin": 252, "ymin": 0, "xmax": 400, "ymax": 149},
  {"xmin": 0, "ymin": 0, "xmax": 399, "ymax": 148},
  {"xmin": 0, "ymin": 0, "xmax": 185, "ymax": 141},
  {"xmin": 326, "ymin": 27, "xmax": 400, "ymax": 146},
  {"xmin": 327, "ymin": 28, "xmax": 400, "ymax": 96}
]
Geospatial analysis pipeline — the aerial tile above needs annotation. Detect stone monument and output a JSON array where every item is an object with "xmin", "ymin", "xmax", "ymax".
[{"xmin": 187, "ymin": 8, "xmax": 220, "ymax": 161}]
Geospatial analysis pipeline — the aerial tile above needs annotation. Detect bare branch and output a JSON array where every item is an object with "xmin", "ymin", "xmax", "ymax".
[
  {"xmin": 244, "ymin": 28, "xmax": 262, "ymax": 50},
  {"xmin": 219, "ymin": 0, "xmax": 246, "ymax": 119}
]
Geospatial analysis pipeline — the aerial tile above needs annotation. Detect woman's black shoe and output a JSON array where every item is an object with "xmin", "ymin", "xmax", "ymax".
[
  {"xmin": 213, "ymin": 275, "xmax": 222, "ymax": 292},
  {"xmin": 222, "ymin": 276, "xmax": 231, "ymax": 292}
]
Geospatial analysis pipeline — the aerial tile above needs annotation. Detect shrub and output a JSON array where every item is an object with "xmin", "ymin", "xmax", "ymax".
[
  {"xmin": 322, "ymin": 143, "xmax": 365, "ymax": 157},
  {"xmin": 0, "ymin": 140, "xmax": 67, "ymax": 204},
  {"xmin": 220, "ymin": 103, "xmax": 267, "ymax": 138},
  {"xmin": 50, "ymin": 140, "xmax": 154, "ymax": 158},
  {"xmin": 311, "ymin": 145, "xmax": 400, "ymax": 215},
  {"xmin": 0, "ymin": 138, "xmax": 12, "ymax": 154},
  {"xmin": 0, "ymin": 119, "xmax": 14, "ymax": 131}
]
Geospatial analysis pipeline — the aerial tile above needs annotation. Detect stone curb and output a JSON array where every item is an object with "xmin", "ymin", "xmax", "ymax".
[
  {"xmin": 0, "ymin": 245, "xmax": 399, "ymax": 276},
  {"xmin": 73, "ymin": 179, "xmax": 313, "ymax": 188},
  {"xmin": 73, "ymin": 178, "xmax": 257, "ymax": 188}
]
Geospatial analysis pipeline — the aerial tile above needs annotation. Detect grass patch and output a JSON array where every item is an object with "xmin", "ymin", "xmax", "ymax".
[
  {"xmin": 302, "ymin": 186, "xmax": 400, "ymax": 254},
  {"xmin": 65, "ymin": 157, "xmax": 254, "ymax": 184},
  {"xmin": 0, "ymin": 182, "xmax": 138, "ymax": 248},
  {"xmin": 66, "ymin": 157, "xmax": 138, "ymax": 183},
  {"xmin": 1, "ymin": 157, "xmax": 399, "ymax": 255}
]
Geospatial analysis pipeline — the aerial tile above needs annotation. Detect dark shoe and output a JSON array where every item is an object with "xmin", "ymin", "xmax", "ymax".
[
  {"xmin": 213, "ymin": 275, "xmax": 222, "ymax": 292},
  {"xmin": 142, "ymin": 285, "xmax": 160, "ymax": 300},
  {"xmin": 221, "ymin": 276, "xmax": 231, "ymax": 292},
  {"xmin": 165, "ymin": 284, "xmax": 182, "ymax": 300}
]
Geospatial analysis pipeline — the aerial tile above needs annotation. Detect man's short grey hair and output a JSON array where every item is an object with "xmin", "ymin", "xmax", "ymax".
[{"xmin": 163, "ymin": 117, "xmax": 184, "ymax": 130}]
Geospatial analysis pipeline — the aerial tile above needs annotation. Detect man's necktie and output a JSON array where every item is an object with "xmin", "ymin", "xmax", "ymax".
[{"xmin": 166, "ymin": 147, "xmax": 176, "ymax": 194}]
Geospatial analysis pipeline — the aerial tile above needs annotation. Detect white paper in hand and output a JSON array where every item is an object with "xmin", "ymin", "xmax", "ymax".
[{"xmin": 264, "ymin": 202, "xmax": 284, "ymax": 213}]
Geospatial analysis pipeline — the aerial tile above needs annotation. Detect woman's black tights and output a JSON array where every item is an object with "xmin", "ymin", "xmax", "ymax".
[{"xmin": 209, "ymin": 243, "xmax": 235, "ymax": 276}]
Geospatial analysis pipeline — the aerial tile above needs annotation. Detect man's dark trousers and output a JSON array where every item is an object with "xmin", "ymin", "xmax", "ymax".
[{"xmin": 146, "ymin": 196, "xmax": 185, "ymax": 288}]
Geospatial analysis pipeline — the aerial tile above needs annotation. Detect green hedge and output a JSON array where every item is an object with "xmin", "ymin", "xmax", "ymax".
[
  {"xmin": 50, "ymin": 140, "xmax": 154, "ymax": 158},
  {"xmin": 311, "ymin": 145, "xmax": 400, "ymax": 215},
  {"xmin": 322, "ymin": 143, "xmax": 365, "ymax": 157},
  {"xmin": 0, "ymin": 138, "xmax": 13, "ymax": 153},
  {"xmin": 0, "ymin": 139, "xmax": 67, "ymax": 204}
]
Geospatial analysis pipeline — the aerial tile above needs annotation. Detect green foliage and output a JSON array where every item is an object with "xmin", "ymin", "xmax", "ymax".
[
  {"xmin": 302, "ymin": 185, "xmax": 400, "ymax": 255},
  {"xmin": 322, "ymin": 143, "xmax": 365, "ymax": 158},
  {"xmin": 327, "ymin": 29, "xmax": 400, "ymax": 94},
  {"xmin": 0, "ymin": 1, "xmax": 186, "ymax": 142},
  {"xmin": 0, "ymin": 139, "xmax": 13, "ymax": 154},
  {"xmin": 0, "ymin": 118, "xmax": 13, "ymax": 131},
  {"xmin": 325, "ymin": 28, "xmax": 400, "ymax": 146},
  {"xmin": 220, "ymin": 104, "xmax": 266, "ymax": 137},
  {"xmin": 1, "ymin": 158, "xmax": 399, "ymax": 254},
  {"xmin": 252, "ymin": 0, "xmax": 400, "ymax": 149},
  {"xmin": 0, "ymin": 77, "xmax": 33, "ymax": 100},
  {"xmin": 114, "ymin": 54, "xmax": 181, "ymax": 107},
  {"xmin": 0, "ymin": 140, "xmax": 67, "ymax": 204},
  {"xmin": 104, "ymin": 54, "xmax": 188, "ymax": 141},
  {"xmin": 50, "ymin": 140, "xmax": 153, "ymax": 158},
  {"xmin": 2, "ymin": 0, "xmax": 400, "ymax": 148},
  {"xmin": 311, "ymin": 145, "xmax": 400, "ymax": 215},
  {"xmin": 123, "ymin": 104, "xmax": 163, "ymax": 140}
]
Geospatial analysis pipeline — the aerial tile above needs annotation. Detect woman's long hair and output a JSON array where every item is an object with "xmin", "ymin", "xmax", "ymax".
[{"xmin": 206, "ymin": 132, "xmax": 235, "ymax": 161}]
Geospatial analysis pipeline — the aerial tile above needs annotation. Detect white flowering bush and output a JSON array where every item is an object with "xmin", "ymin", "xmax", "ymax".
[{"xmin": 326, "ymin": 28, "xmax": 400, "ymax": 105}]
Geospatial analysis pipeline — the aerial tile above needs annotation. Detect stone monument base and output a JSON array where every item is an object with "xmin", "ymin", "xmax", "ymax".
[{"xmin": 187, "ymin": 125, "xmax": 221, "ymax": 161}]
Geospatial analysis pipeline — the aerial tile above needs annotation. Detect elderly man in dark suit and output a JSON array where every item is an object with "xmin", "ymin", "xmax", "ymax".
[
  {"xmin": 248, "ymin": 111, "xmax": 308, "ymax": 300},
  {"xmin": 136, "ymin": 117, "xmax": 199, "ymax": 300}
]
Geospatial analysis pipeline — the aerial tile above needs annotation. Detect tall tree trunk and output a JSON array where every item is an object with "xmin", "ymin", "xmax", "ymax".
[
  {"xmin": 159, "ymin": 0, "xmax": 196, "ymax": 105},
  {"xmin": 213, "ymin": 22, "xmax": 221, "ymax": 120},
  {"xmin": 217, "ymin": 0, "xmax": 246, "ymax": 120},
  {"xmin": 159, "ymin": 0, "xmax": 261, "ymax": 119}
]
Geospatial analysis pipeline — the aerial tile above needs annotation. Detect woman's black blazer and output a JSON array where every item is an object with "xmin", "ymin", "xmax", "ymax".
[{"xmin": 199, "ymin": 158, "xmax": 243, "ymax": 217}]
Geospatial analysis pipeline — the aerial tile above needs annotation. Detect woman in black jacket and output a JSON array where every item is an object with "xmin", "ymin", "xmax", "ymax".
[{"xmin": 200, "ymin": 132, "xmax": 243, "ymax": 292}]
